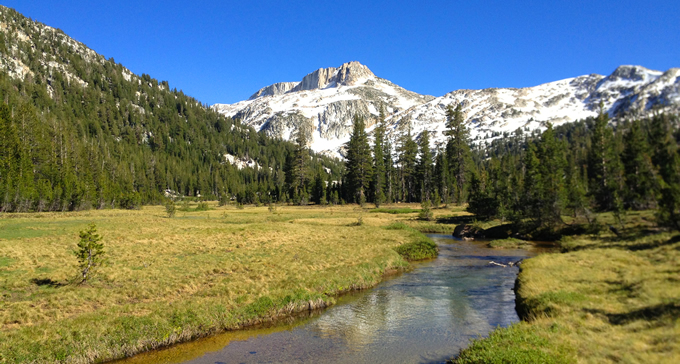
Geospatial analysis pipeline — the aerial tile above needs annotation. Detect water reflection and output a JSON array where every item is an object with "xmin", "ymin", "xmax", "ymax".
[{"xmin": 117, "ymin": 234, "xmax": 534, "ymax": 364}]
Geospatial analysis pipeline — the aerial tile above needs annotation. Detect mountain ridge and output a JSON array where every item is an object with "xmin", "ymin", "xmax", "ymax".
[{"xmin": 214, "ymin": 63, "xmax": 680, "ymax": 155}]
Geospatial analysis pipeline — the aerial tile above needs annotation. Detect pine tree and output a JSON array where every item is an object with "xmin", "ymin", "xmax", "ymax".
[
  {"xmin": 416, "ymin": 130, "xmax": 434, "ymax": 201},
  {"xmin": 588, "ymin": 108, "xmax": 623, "ymax": 211},
  {"xmin": 372, "ymin": 108, "xmax": 386, "ymax": 206},
  {"xmin": 344, "ymin": 115, "xmax": 373, "ymax": 204},
  {"xmin": 398, "ymin": 123, "xmax": 418, "ymax": 202},
  {"xmin": 433, "ymin": 150, "xmax": 450, "ymax": 205},
  {"xmin": 384, "ymin": 139, "xmax": 394, "ymax": 203},
  {"xmin": 622, "ymin": 119, "xmax": 657, "ymax": 209},
  {"xmin": 536, "ymin": 124, "xmax": 566, "ymax": 224},
  {"xmin": 650, "ymin": 114, "xmax": 680, "ymax": 230},
  {"xmin": 445, "ymin": 103, "xmax": 471, "ymax": 204}
]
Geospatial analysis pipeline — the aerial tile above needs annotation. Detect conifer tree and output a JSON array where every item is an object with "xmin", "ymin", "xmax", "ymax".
[
  {"xmin": 588, "ymin": 108, "xmax": 623, "ymax": 211},
  {"xmin": 536, "ymin": 124, "xmax": 566, "ymax": 224},
  {"xmin": 344, "ymin": 115, "xmax": 373, "ymax": 204},
  {"xmin": 622, "ymin": 119, "xmax": 657, "ymax": 209},
  {"xmin": 650, "ymin": 114, "xmax": 680, "ymax": 229},
  {"xmin": 445, "ymin": 103, "xmax": 471, "ymax": 204},
  {"xmin": 372, "ymin": 108, "xmax": 387, "ymax": 206},
  {"xmin": 398, "ymin": 123, "xmax": 418, "ymax": 202},
  {"xmin": 384, "ymin": 139, "xmax": 394, "ymax": 203},
  {"xmin": 416, "ymin": 130, "xmax": 434, "ymax": 201},
  {"xmin": 433, "ymin": 150, "xmax": 450, "ymax": 205}
]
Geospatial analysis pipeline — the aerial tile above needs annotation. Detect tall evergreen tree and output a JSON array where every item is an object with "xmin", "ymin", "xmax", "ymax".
[
  {"xmin": 344, "ymin": 115, "xmax": 373, "ymax": 204},
  {"xmin": 416, "ymin": 130, "xmax": 434, "ymax": 201},
  {"xmin": 397, "ymin": 123, "xmax": 418, "ymax": 202},
  {"xmin": 536, "ymin": 124, "xmax": 566, "ymax": 224},
  {"xmin": 433, "ymin": 150, "xmax": 450, "ymax": 205},
  {"xmin": 650, "ymin": 114, "xmax": 680, "ymax": 229},
  {"xmin": 588, "ymin": 109, "xmax": 623, "ymax": 211},
  {"xmin": 445, "ymin": 103, "xmax": 471, "ymax": 204},
  {"xmin": 622, "ymin": 119, "xmax": 657, "ymax": 209},
  {"xmin": 372, "ymin": 108, "xmax": 387, "ymax": 206}
]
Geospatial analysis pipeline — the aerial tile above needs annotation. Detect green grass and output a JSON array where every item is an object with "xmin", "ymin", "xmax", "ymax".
[
  {"xmin": 369, "ymin": 207, "xmax": 419, "ymax": 214},
  {"xmin": 487, "ymin": 238, "xmax": 532, "ymax": 249},
  {"xmin": 0, "ymin": 204, "xmax": 435, "ymax": 363},
  {"xmin": 455, "ymin": 322, "xmax": 576, "ymax": 364}
]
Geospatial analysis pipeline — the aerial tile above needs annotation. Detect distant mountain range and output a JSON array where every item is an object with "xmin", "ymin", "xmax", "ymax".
[{"xmin": 213, "ymin": 62, "xmax": 680, "ymax": 155}]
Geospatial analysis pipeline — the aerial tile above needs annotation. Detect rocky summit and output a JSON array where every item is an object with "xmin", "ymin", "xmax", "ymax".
[{"xmin": 213, "ymin": 63, "xmax": 680, "ymax": 156}]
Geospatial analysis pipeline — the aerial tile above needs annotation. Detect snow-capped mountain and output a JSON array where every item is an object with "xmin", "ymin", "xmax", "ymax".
[
  {"xmin": 212, "ymin": 61, "xmax": 434, "ymax": 154},
  {"xmin": 213, "ymin": 63, "xmax": 680, "ymax": 155}
]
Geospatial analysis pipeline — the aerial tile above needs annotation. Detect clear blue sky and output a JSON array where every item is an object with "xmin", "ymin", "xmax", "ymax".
[{"xmin": 4, "ymin": 1, "xmax": 679, "ymax": 104}]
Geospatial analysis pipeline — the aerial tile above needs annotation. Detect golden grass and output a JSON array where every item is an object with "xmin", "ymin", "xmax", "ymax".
[
  {"xmin": 0, "ymin": 203, "xmax": 464, "ymax": 363},
  {"xmin": 457, "ymin": 222, "xmax": 680, "ymax": 363}
]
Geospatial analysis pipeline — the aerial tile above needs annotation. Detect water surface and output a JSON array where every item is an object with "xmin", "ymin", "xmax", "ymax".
[{"xmin": 119, "ymin": 234, "xmax": 536, "ymax": 364}]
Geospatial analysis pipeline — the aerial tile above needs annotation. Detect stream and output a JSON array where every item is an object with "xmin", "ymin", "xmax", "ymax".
[{"xmin": 117, "ymin": 234, "xmax": 539, "ymax": 364}]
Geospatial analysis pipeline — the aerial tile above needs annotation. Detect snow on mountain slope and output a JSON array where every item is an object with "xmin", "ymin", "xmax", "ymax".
[
  {"xmin": 216, "ymin": 63, "xmax": 679, "ymax": 156},
  {"xmin": 386, "ymin": 65, "xmax": 680, "ymax": 149},
  {"xmin": 212, "ymin": 61, "xmax": 434, "ymax": 156}
]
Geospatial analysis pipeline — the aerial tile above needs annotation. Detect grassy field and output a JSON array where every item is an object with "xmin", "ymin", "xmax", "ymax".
[
  {"xmin": 0, "ymin": 203, "xmax": 464, "ymax": 363},
  {"xmin": 455, "ymin": 215, "xmax": 680, "ymax": 363}
]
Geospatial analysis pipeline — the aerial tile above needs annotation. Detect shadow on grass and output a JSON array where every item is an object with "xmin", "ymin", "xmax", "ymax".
[
  {"xmin": 586, "ymin": 302, "xmax": 680, "ymax": 326},
  {"xmin": 29, "ymin": 278, "xmax": 65, "ymax": 288},
  {"xmin": 563, "ymin": 233, "xmax": 680, "ymax": 252},
  {"xmin": 436, "ymin": 215, "xmax": 475, "ymax": 225}
]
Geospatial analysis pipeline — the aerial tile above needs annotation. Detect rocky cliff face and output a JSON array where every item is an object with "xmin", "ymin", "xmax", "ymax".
[
  {"xmin": 214, "ymin": 63, "xmax": 679, "ymax": 156},
  {"xmin": 249, "ymin": 82, "xmax": 299, "ymax": 100}
]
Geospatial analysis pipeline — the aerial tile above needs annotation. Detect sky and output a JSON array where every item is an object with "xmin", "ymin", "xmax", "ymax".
[{"xmin": 4, "ymin": 0, "xmax": 679, "ymax": 105}]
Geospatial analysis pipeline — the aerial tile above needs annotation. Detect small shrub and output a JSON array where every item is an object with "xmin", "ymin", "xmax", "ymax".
[
  {"xmin": 236, "ymin": 203, "xmax": 245, "ymax": 210},
  {"xmin": 268, "ymin": 202, "xmax": 277, "ymax": 213},
  {"xmin": 165, "ymin": 200, "xmax": 176, "ymax": 218},
  {"xmin": 195, "ymin": 202, "xmax": 210, "ymax": 211},
  {"xmin": 384, "ymin": 222, "xmax": 410, "ymax": 230},
  {"xmin": 419, "ymin": 200, "xmax": 434, "ymax": 221},
  {"xmin": 394, "ymin": 238, "xmax": 438, "ymax": 261},
  {"xmin": 349, "ymin": 216, "xmax": 364, "ymax": 226},
  {"xmin": 179, "ymin": 200, "xmax": 191, "ymax": 212},
  {"xmin": 74, "ymin": 223, "xmax": 105, "ymax": 284}
]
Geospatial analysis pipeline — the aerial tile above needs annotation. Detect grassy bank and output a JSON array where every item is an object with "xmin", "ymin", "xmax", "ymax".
[
  {"xmin": 455, "ymin": 225, "xmax": 680, "ymax": 363},
  {"xmin": 0, "ymin": 203, "xmax": 452, "ymax": 363}
]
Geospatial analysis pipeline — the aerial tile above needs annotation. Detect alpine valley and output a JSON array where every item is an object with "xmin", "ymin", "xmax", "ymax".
[{"xmin": 213, "ymin": 61, "xmax": 680, "ymax": 155}]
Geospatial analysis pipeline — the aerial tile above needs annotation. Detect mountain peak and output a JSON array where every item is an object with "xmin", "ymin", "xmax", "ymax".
[
  {"xmin": 607, "ymin": 65, "xmax": 662, "ymax": 82},
  {"xmin": 290, "ymin": 61, "xmax": 375, "ymax": 93}
]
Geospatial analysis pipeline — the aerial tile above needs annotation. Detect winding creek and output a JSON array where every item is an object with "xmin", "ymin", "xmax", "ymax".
[{"xmin": 117, "ymin": 234, "xmax": 541, "ymax": 364}]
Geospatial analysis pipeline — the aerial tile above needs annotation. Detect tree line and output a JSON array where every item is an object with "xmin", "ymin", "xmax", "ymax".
[{"xmin": 339, "ymin": 103, "xmax": 680, "ymax": 231}]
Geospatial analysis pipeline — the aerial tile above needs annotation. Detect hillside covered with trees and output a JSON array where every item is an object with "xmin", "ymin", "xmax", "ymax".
[{"xmin": 0, "ymin": 6, "xmax": 342, "ymax": 212}]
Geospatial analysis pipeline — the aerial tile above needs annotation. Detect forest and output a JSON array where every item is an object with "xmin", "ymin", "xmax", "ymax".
[
  {"xmin": 339, "ymin": 104, "xmax": 680, "ymax": 233},
  {"xmin": 0, "ymin": 7, "xmax": 342, "ymax": 212}
]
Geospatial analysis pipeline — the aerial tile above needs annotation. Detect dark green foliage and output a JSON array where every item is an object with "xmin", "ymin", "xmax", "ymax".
[
  {"xmin": 165, "ymin": 200, "xmax": 176, "ymax": 217},
  {"xmin": 445, "ymin": 103, "xmax": 472, "ymax": 204},
  {"xmin": 0, "ymin": 9, "xmax": 342, "ymax": 212},
  {"xmin": 74, "ymin": 223, "xmax": 105, "ymax": 283},
  {"xmin": 372, "ymin": 108, "xmax": 387, "ymax": 207},
  {"xmin": 397, "ymin": 123, "xmax": 419, "ymax": 202},
  {"xmin": 416, "ymin": 130, "xmax": 434, "ymax": 201},
  {"xmin": 588, "ymin": 110, "xmax": 624, "ymax": 211},
  {"xmin": 418, "ymin": 199, "xmax": 434, "ymax": 221},
  {"xmin": 622, "ymin": 119, "xmax": 657, "ymax": 209},
  {"xmin": 344, "ymin": 115, "xmax": 373, "ymax": 203},
  {"xmin": 394, "ymin": 236, "xmax": 438, "ymax": 261}
]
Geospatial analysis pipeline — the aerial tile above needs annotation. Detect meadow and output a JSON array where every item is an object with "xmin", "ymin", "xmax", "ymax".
[{"xmin": 0, "ymin": 203, "xmax": 447, "ymax": 363}]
